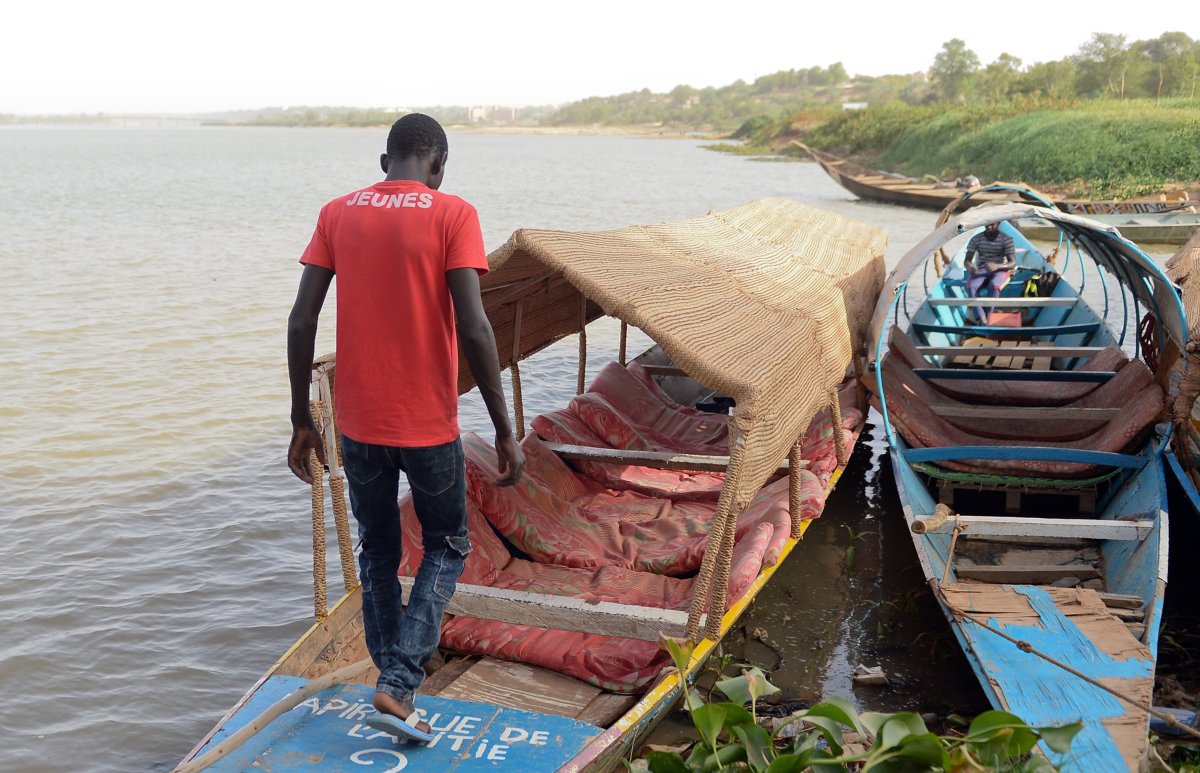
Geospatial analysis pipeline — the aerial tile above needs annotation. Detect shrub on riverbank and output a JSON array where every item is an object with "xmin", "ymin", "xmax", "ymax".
[{"xmin": 791, "ymin": 99, "xmax": 1200, "ymax": 198}]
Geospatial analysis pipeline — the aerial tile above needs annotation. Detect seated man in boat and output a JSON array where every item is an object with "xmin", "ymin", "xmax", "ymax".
[
  {"xmin": 963, "ymin": 221, "xmax": 1016, "ymax": 324},
  {"xmin": 286, "ymin": 113, "xmax": 524, "ymax": 742}
]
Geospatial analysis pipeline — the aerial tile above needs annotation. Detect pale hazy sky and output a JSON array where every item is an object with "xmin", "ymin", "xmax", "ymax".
[{"xmin": 3, "ymin": 0, "xmax": 1195, "ymax": 114}]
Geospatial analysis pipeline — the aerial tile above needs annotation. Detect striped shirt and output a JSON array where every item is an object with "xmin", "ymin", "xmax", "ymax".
[{"xmin": 966, "ymin": 231, "xmax": 1015, "ymax": 273}]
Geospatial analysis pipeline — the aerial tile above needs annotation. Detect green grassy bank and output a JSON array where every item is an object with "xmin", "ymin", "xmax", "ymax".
[{"xmin": 782, "ymin": 99, "xmax": 1200, "ymax": 198}]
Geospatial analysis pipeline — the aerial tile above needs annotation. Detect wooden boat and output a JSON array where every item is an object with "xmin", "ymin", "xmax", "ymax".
[
  {"xmin": 1018, "ymin": 211, "xmax": 1200, "ymax": 247},
  {"xmin": 796, "ymin": 142, "xmax": 1198, "ymax": 216},
  {"xmin": 865, "ymin": 203, "xmax": 1185, "ymax": 771},
  {"xmin": 174, "ymin": 199, "xmax": 887, "ymax": 772},
  {"xmin": 1165, "ymin": 230, "xmax": 1200, "ymax": 509}
]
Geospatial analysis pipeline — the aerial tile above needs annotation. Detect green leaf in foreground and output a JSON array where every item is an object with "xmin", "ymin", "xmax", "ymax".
[
  {"xmin": 1035, "ymin": 720, "xmax": 1084, "ymax": 754},
  {"xmin": 643, "ymin": 750, "xmax": 691, "ymax": 773}
]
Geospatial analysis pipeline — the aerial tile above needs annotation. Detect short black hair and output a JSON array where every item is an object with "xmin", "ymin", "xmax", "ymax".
[{"xmin": 386, "ymin": 113, "xmax": 448, "ymax": 160}]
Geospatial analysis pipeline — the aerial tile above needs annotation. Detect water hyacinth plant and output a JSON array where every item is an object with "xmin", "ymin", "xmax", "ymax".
[{"xmin": 631, "ymin": 636, "xmax": 1084, "ymax": 772}]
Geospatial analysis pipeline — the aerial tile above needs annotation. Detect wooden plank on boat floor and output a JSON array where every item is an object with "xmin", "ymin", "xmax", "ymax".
[
  {"xmin": 1097, "ymin": 592, "xmax": 1145, "ymax": 610},
  {"xmin": 918, "ymin": 345, "xmax": 1102, "ymax": 358},
  {"xmin": 991, "ymin": 339, "xmax": 1021, "ymax": 369},
  {"xmin": 637, "ymin": 364, "xmax": 691, "ymax": 378},
  {"xmin": 927, "ymin": 297, "xmax": 1077, "ymax": 307},
  {"xmin": 543, "ymin": 442, "xmax": 794, "ymax": 475},
  {"xmin": 400, "ymin": 576, "xmax": 698, "ymax": 640},
  {"xmin": 437, "ymin": 657, "xmax": 602, "ymax": 719},
  {"xmin": 952, "ymin": 337, "xmax": 990, "ymax": 368},
  {"xmin": 575, "ymin": 692, "xmax": 641, "ymax": 726},
  {"xmin": 912, "ymin": 515, "xmax": 1153, "ymax": 541},
  {"xmin": 422, "ymin": 655, "xmax": 480, "ymax": 695},
  {"xmin": 959, "ymin": 534, "xmax": 1096, "ymax": 548},
  {"xmin": 956, "ymin": 564, "xmax": 1102, "ymax": 584},
  {"xmin": 940, "ymin": 583, "xmax": 1153, "ymax": 768},
  {"xmin": 955, "ymin": 546, "xmax": 1100, "ymax": 570}
]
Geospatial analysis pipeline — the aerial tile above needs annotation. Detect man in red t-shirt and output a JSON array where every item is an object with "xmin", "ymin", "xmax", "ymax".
[{"xmin": 286, "ymin": 113, "xmax": 523, "ymax": 742}]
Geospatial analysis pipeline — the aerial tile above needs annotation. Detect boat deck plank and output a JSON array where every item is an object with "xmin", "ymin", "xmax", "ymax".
[
  {"xmin": 940, "ymin": 583, "xmax": 1153, "ymax": 769},
  {"xmin": 436, "ymin": 657, "xmax": 604, "ymax": 720}
]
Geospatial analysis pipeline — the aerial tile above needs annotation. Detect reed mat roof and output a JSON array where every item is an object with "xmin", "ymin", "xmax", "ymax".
[{"xmin": 473, "ymin": 198, "xmax": 887, "ymax": 513}]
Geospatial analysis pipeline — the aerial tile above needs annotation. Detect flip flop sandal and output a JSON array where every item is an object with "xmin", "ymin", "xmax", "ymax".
[{"xmin": 365, "ymin": 710, "xmax": 435, "ymax": 744}]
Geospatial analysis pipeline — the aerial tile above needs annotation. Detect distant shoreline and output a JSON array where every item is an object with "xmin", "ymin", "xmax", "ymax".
[
  {"xmin": 0, "ymin": 117, "xmax": 730, "ymax": 141},
  {"xmin": 455, "ymin": 124, "xmax": 728, "ymax": 140}
]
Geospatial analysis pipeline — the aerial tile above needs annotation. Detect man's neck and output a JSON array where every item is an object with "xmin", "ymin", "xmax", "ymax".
[{"xmin": 384, "ymin": 158, "xmax": 431, "ymax": 184}]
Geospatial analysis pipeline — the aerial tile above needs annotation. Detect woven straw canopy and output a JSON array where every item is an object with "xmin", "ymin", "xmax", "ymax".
[
  {"xmin": 468, "ymin": 198, "xmax": 887, "ymax": 637},
  {"xmin": 1167, "ymin": 230, "xmax": 1200, "ymax": 340},
  {"xmin": 474, "ymin": 198, "xmax": 885, "ymax": 493}
]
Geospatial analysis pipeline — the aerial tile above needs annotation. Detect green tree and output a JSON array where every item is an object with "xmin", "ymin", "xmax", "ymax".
[
  {"xmin": 978, "ymin": 53, "xmax": 1023, "ymax": 102},
  {"xmin": 1132, "ymin": 31, "xmax": 1199, "ymax": 102},
  {"xmin": 1075, "ymin": 32, "xmax": 1133, "ymax": 98},
  {"xmin": 1016, "ymin": 59, "xmax": 1077, "ymax": 99},
  {"xmin": 930, "ymin": 38, "xmax": 981, "ymax": 101},
  {"xmin": 669, "ymin": 84, "xmax": 697, "ymax": 105}
]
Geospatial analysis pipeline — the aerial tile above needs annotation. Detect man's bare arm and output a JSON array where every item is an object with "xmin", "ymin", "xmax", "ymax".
[
  {"xmin": 447, "ymin": 267, "xmax": 524, "ymax": 486},
  {"xmin": 287, "ymin": 264, "xmax": 334, "ymax": 483}
]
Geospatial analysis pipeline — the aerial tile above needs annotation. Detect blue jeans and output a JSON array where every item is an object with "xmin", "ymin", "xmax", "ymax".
[{"xmin": 340, "ymin": 434, "xmax": 470, "ymax": 702}]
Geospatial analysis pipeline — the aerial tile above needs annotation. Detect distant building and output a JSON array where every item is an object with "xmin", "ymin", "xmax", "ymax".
[
  {"xmin": 841, "ymin": 101, "xmax": 868, "ymax": 110},
  {"xmin": 468, "ymin": 105, "xmax": 517, "ymax": 123}
]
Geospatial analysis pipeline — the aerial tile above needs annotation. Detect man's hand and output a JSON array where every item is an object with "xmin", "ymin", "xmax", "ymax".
[
  {"xmin": 288, "ymin": 421, "xmax": 327, "ymax": 484},
  {"xmin": 494, "ymin": 434, "xmax": 524, "ymax": 486}
]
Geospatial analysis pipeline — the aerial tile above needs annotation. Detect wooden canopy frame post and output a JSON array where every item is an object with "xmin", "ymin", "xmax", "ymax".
[
  {"xmin": 577, "ymin": 294, "xmax": 588, "ymax": 395},
  {"xmin": 510, "ymin": 299, "xmax": 526, "ymax": 440}
]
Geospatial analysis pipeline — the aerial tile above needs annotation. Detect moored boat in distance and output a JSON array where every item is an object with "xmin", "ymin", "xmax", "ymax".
[
  {"xmin": 865, "ymin": 203, "xmax": 1185, "ymax": 770},
  {"xmin": 796, "ymin": 142, "xmax": 1198, "ymax": 216},
  {"xmin": 1017, "ymin": 211, "xmax": 1200, "ymax": 247},
  {"xmin": 174, "ymin": 199, "xmax": 887, "ymax": 772}
]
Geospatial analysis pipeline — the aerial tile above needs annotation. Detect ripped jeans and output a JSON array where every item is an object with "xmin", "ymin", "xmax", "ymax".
[{"xmin": 340, "ymin": 434, "xmax": 470, "ymax": 703}]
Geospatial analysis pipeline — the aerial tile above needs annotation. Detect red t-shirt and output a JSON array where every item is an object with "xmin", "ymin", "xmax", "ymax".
[{"xmin": 300, "ymin": 180, "xmax": 488, "ymax": 447}]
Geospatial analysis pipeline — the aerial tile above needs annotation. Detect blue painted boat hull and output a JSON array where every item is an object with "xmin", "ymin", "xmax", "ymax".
[
  {"xmin": 873, "ymin": 211, "xmax": 1178, "ymax": 771},
  {"xmin": 192, "ymin": 676, "xmax": 600, "ymax": 772}
]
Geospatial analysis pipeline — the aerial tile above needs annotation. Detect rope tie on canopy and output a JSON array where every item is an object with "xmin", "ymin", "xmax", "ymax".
[
  {"xmin": 308, "ymin": 402, "xmax": 328, "ymax": 621},
  {"xmin": 829, "ymin": 387, "xmax": 847, "ymax": 467},
  {"xmin": 510, "ymin": 300, "xmax": 525, "ymax": 440},
  {"xmin": 788, "ymin": 439, "xmax": 805, "ymax": 539},
  {"xmin": 314, "ymin": 378, "xmax": 357, "ymax": 595},
  {"xmin": 686, "ymin": 441, "xmax": 748, "ymax": 641},
  {"xmin": 328, "ymin": 455, "xmax": 357, "ymax": 593}
]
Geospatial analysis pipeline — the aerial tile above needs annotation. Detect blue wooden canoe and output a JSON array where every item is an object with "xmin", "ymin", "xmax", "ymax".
[{"xmin": 866, "ymin": 203, "xmax": 1186, "ymax": 771}]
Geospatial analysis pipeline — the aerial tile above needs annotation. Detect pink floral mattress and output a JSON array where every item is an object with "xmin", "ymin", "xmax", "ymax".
[{"xmin": 389, "ymin": 362, "xmax": 861, "ymax": 691}]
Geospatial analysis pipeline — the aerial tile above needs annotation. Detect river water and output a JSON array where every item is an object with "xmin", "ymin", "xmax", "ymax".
[{"xmin": 0, "ymin": 126, "xmax": 1186, "ymax": 772}]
